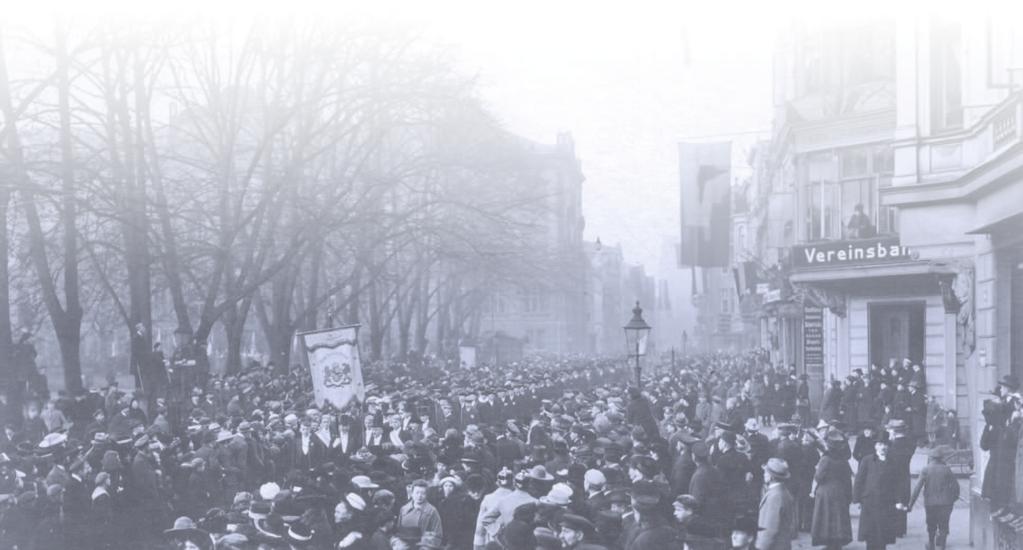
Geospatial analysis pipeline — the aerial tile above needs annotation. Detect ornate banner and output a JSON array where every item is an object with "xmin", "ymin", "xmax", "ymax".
[{"xmin": 299, "ymin": 325, "xmax": 364, "ymax": 410}]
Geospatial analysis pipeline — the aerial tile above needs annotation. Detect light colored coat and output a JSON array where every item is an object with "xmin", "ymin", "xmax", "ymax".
[{"xmin": 756, "ymin": 482, "xmax": 795, "ymax": 550}]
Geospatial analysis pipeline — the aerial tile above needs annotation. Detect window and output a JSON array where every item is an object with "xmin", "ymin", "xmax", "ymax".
[
  {"xmin": 803, "ymin": 146, "xmax": 896, "ymax": 241},
  {"xmin": 523, "ymin": 286, "xmax": 548, "ymax": 313},
  {"xmin": 805, "ymin": 154, "xmax": 839, "ymax": 240}
]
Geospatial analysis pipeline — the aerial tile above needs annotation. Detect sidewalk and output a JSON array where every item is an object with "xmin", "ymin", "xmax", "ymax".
[{"xmin": 790, "ymin": 444, "xmax": 971, "ymax": 548}]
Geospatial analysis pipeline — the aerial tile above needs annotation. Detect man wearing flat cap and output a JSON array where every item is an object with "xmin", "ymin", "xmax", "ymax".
[{"xmin": 619, "ymin": 481, "xmax": 679, "ymax": 550}]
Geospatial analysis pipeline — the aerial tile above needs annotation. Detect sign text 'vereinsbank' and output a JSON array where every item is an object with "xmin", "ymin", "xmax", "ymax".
[{"xmin": 792, "ymin": 237, "xmax": 913, "ymax": 269}]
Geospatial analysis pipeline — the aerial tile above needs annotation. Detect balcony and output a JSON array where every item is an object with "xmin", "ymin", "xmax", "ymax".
[{"xmin": 885, "ymin": 91, "xmax": 1023, "ymax": 207}]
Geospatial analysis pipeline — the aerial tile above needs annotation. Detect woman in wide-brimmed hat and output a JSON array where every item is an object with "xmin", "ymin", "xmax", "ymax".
[
  {"xmin": 164, "ymin": 516, "xmax": 213, "ymax": 550},
  {"xmin": 811, "ymin": 432, "xmax": 853, "ymax": 549}
]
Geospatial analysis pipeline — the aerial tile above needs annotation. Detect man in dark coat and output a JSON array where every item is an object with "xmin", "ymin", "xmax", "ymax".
[
  {"xmin": 620, "ymin": 482, "xmax": 680, "ymax": 550},
  {"xmin": 712, "ymin": 431, "xmax": 752, "ymax": 517},
  {"xmin": 626, "ymin": 388, "xmax": 659, "ymax": 439},
  {"xmin": 853, "ymin": 439, "xmax": 906, "ymax": 549},
  {"xmin": 884, "ymin": 420, "xmax": 914, "ymax": 538},
  {"xmin": 687, "ymin": 442, "xmax": 725, "ymax": 529},
  {"xmin": 906, "ymin": 382, "xmax": 927, "ymax": 446}
]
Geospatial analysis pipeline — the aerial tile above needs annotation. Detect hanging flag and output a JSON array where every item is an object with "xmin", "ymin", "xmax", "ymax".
[
  {"xmin": 298, "ymin": 325, "xmax": 365, "ymax": 410},
  {"xmin": 679, "ymin": 142, "xmax": 732, "ymax": 267}
]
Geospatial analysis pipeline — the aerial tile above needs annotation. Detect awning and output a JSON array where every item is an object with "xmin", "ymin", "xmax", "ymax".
[{"xmin": 790, "ymin": 261, "xmax": 956, "ymax": 288}]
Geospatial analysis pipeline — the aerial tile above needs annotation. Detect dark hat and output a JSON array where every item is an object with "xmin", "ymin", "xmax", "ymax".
[
  {"xmin": 248, "ymin": 500, "xmax": 272, "ymax": 520},
  {"xmin": 673, "ymin": 494, "xmax": 699, "ymax": 511},
  {"xmin": 498, "ymin": 520, "xmax": 536, "ymax": 550},
  {"xmin": 559, "ymin": 513, "xmax": 596, "ymax": 535},
  {"xmin": 254, "ymin": 513, "xmax": 287, "ymax": 540},
  {"xmin": 718, "ymin": 431, "xmax": 736, "ymax": 446},
  {"xmin": 628, "ymin": 455, "xmax": 659, "ymax": 478},
  {"xmin": 599, "ymin": 487, "xmax": 626, "ymax": 506},
  {"xmin": 732, "ymin": 515, "xmax": 761, "ymax": 535},
  {"xmin": 690, "ymin": 441, "xmax": 710, "ymax": 459},
  {"xmin": 714, "ymin": 421, "xmax": 738, "ymax": 433},
  {"xmin": 629, "ymin": 480, "xmax": 661, "ymax": 508},
  {"xmin": 534, "ymin": 527, "xmax": 560, "ymax": 550},
  {"xmin": 527, "ymin": 465, "xmax": 555, "ymax": 481},
  {"xmin": 286, "ymin": 521, "xmax": 314, "ymax": 543},
  {"xmin": 998, "ymin": 374, "xmax": 1021, "ymax": 391}
]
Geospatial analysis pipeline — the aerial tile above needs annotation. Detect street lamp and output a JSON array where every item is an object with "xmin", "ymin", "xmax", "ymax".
[
  {"xmin": 623, "ymin": 301, "xmax": 651, "ymax": 388},
  {"xmin": 682, "ymin": 330, "xmax": 688, "ymax": 356}
]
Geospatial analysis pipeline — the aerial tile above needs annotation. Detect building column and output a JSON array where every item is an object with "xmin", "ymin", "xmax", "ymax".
[{"xmin": 943, "ymin": 312, "xmax": 957, "ymax": 409}]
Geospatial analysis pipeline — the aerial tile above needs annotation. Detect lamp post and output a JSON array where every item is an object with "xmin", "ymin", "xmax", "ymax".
[
  {"xmin": 682, "ymin": 330, "xmax": 688, "ymax": 357},
  {"xmin": 623, "ymin": 302, "xmax": 651, "ymax": 388}
]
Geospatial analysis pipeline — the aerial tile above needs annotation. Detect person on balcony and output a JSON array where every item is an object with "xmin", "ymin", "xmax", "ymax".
[{"xmin": 846, "ymin": 204, "xmax": 876, "ymax": 239}]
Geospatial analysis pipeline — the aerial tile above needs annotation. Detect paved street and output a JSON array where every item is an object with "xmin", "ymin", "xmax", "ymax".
[{"xmin": 791, "ymin": 446, "xmax": 971, "ymax": 549}]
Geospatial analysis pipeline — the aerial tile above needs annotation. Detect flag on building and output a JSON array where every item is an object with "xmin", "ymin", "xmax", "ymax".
[
  {"xmin": 298, "ymin": 325, "xmax": 364, "ymax": 410},
  {"xmin": 679, "ymin": 142, "xmax": 732, "ymax": 267}
]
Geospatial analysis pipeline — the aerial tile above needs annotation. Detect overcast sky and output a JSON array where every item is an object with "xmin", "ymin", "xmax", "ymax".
[{"xmin": 405, "ymin": 3, "xmax": 777, "ymax": 276}]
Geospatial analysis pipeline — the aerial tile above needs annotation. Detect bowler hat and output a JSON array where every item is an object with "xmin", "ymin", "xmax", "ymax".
[
  {"xmin": 527, "ymin": 465, "xmax": 554, "ymax": 481},
  {"xmin": 559, "ymin": 513, "xmax": 596, "ymax": 535},
  {"xmin": 629, "ymin": 480, "xmax": 661, "ymax": 508}
]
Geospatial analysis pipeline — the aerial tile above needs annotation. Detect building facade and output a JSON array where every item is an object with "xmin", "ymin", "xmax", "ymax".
[
  {"xmin": 739, "ymin": 17, "xmax": 1023, "ymax": 547},
  {"xmin": 882, "ymin": 16, "xmax": 1023, "ymax": 549}
]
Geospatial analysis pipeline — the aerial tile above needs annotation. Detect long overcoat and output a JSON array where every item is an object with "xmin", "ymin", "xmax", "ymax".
[
  {"xmin": 810, "ymin": 454, "xmax": 852, "ymax": 547},
  {"xmin": 852, "ymin": 454, "xmax": 903, "ymax": 546}
]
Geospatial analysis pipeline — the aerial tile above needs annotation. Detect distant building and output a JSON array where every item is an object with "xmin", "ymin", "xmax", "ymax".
[
  {"xmin": 583, "ymin": 239, "xmax": 624, "ymax": 355},
  {"xmin": 483, "ymin": 133, "xmax": 588, "ymax": 356}
]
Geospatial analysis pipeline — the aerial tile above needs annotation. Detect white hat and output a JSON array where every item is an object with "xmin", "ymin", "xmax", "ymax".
[
  {"xmin": 350, "ymin": 475, "xmax": 379, "ymax": 490},
  {"xmin": 38, "ymin": 432, "xmax": 68, "ymax": 449},
  {"xmin": 584, "ymin": 469, "xmax": 606, "ymax": 487},
  {"xmin": 345, "ymin": 492, "xmax": 367, "ymax": 511},
  {"xmin": 259, "ymin": 482, "xmax": 281, "ymax": 501},
  {"xmin": 539, "ymin": 483, "xmax": 573, "ymax": 506}
]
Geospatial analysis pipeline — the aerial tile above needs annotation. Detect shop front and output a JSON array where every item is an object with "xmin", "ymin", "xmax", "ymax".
[{"xmin": 787, "ymin": 236, "xmax": 959, "ymax": 406}]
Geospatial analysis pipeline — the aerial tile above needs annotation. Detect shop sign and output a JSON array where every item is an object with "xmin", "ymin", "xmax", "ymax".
[
  {"xmin": 803, "ymin": 306, "xmax": 824, "ymax": 370},
  {"xmin": 792, "ymin": 236, "xmax": 913, "ymax": 269}
]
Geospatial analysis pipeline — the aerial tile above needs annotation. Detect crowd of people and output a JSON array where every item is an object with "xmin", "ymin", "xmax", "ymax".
[{"xmin": 0, "ymin": 347, "xmax": 971, "ymax": 550}]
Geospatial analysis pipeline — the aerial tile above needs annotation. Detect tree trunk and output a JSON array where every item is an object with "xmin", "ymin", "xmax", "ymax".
[
  {"xmin": 123, "ymin": 50, "xmax": 153, "ymax": 391},
  {"xmin": 0, "ymin": 185, "xmax": 15, "ymax": 417}
]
